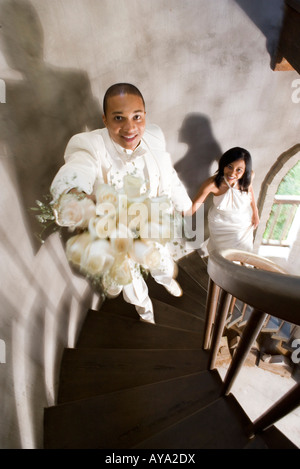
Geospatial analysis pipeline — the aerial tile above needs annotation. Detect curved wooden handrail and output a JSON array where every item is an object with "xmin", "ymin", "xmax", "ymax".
[
  {"xmin": 202, "ymin": 249, "xmax": 289, "ymax": 352},
  {"xmin": 217, "ymin": 249, "xmax": 288, "ymax": 273},
  {"xmin": 207, "ymin": 249, "xmax": 300, "ymax": 325},
  {"xmin": 205, "ymin": 248, "xmax": 300, "ymax": 438}
]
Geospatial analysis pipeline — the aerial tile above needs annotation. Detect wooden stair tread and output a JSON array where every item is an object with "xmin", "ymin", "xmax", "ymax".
[
  {"xmin": 134, "ymin": 394, "xmax": 253, "ymax": 449},
  {"xmin": 226, "ymin": 301, "xmax": 250, "ymax": 329},
  {"xmin": 44, "ymin": 249, "xmax": 297, "ymax": 450},
  {"xmin": 146, "ymin": 274, "xmax": 207, "ymax": 317},
  {"xmin": 134, "ymin": 394, "xmax": 297, "ymax": 449},
  {"xmin": 252, "ymin": 425, "xmax": 298, "ymax": 450},
  {"xmin": 101, "ymin": 295, "xmax": 205, "ymax": 332},
  {"xmin": 271, "ymin": 321, "xmax": 292, "ymax": 342},
  {"xmin": 174, "ymin": 267, "xmax": 208, "ymax": 307},
  {"xmin": 151, "ymin": 297, "xmax": 205, "ymax": 329},
  {"xmin": 57, "ymin": 348, "xmax": 210, "ymax": 403},
  {"xmin": 263, "ymin": 316, "xmax": 282, "ymax": 333},
  {"xmin": 178, "ymin": 251, "xmax": 209, "ymax": 292},
  {"xmin": 44, "ymin": 370, "xmax": 222, "ymax": 449},
  {"xmin": 75, "ymin": 309, "xmax": 204, "ymax": 349},
  {"xmin": 100, "ymin": 294, "xmax": 140, "ymax": 320}
]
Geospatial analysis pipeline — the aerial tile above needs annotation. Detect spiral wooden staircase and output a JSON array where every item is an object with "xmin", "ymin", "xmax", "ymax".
[{"xmin": 43, "ymin": 250, "xmax": 299, "ymax": 449}]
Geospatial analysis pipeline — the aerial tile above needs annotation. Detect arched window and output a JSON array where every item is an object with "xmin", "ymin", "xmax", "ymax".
[
  {"xmin": 262, "ymin": 161, "xmax": 300, "ymax": 248},
  {"xmin": 254, "ymin": 145, "xmax": 300, "ymax": 275}
]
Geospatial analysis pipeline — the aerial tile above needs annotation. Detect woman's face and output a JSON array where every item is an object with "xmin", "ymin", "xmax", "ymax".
[
  {"xmin": 102, "ymin": 93, "xmax": 146, "ymax": 151},
  {"xmin": 223, "ymin": 158, "xmax": 246, "ymax": 185}
]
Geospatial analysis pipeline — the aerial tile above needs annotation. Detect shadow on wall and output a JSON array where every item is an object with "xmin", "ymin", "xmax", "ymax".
[
  {"xmin": 0, "ymin": 0, "xmax": 102, "ymax": 253},
  {"xmin": 175, "ymin": 113, "xmax": 222, "ymax": 239},
  {"xmin": 0, "ymin": 225, "xmax": 96, "ymax": 448},
  {"xmin": 234, "ymin": 0, "xmax": 284, "ymax": 68},
  {"xmin": 0, "ymin": 0, "xmax": 101, "ymax": 448}
]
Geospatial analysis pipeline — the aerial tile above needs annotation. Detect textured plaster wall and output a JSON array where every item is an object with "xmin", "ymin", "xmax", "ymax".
[{"xmin": 0, "ymin": 0, "xmax": 299, "ymax": 448}]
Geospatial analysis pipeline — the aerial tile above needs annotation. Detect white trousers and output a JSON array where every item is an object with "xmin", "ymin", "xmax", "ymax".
[{"xmin": 122, "ymin": 247, "xmax": 175, "ymax": 323}]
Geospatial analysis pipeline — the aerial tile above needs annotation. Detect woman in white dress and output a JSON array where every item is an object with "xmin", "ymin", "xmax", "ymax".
[{"xmin": 191, "ymin": 147, "xmax": 259, "ymax": 256}]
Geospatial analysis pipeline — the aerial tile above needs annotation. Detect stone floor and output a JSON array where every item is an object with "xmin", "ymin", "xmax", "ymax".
[{"xmin": 217, "ymin": 364, "xmax": 300, "ymax": 448}]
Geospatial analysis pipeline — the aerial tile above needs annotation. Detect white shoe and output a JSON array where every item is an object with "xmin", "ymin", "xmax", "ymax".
[
  {"xmin": 106, "ymin": 284, "xmax": 123, "ymax": 299},
  {"xmin": 134, "ymin": 298, "xmax": 155, "ymax": 324},
  {"xmin": 139, "ymin": 310, "xmax": 155, "ymax": 324},
  {"xmin": 164, "ymin": 279, "xmax": 183, "ymax": 297}
]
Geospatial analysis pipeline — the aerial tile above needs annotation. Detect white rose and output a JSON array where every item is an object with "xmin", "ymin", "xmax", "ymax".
[
  {"xmin": 101, "ymin": 274, "xmax": 123, "ymax": 297},
  {"xmin": 65, "ymin": 231, "xmax": 93, "ymax": 266},
  {"xmin": 80, "ymin": 239, "xmax": 114, "ymax": 276},
  {"xmin": 96, "ymin": 184, "xmax": 119, "ymax": 211},
  {"xmin": 139, "ymin": 219, "xmax": 173, "ymax": 244},
  {"xmin": 54, "ymin": 193, "xmax": 96, "ymax": 229},
  {"xmin": 131, "ymin": 240, "xmax": 162, "ymax": 270},
  {"xmin": 110, "ymin": 224, "xmax": 133, "ymax": 255},
  {"xmin": 109, "ymin": 254, "xmax": 133, "ymax": 285},
  {"xmin": 89, "ymin": 206, "xmax": 117, "ymax": 240},
  {"xmin": 127, "ymin": 202, "xmax": 149, "ymax": 238}
]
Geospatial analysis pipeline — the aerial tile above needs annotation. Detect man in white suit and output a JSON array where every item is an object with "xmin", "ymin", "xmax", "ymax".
[{"xmin": 51, "ymin": 83, "xmax": 192, "ymax": 323}]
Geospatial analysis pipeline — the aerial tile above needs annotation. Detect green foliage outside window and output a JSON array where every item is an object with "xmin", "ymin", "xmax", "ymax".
[{"xmin": 263, "ymin": 161, "xmax": 300, "ymax": 242}]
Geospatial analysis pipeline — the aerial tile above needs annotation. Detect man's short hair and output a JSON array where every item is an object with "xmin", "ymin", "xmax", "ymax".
[{"xmin": 103, "ymin": 83, "xmax": 145, "ymax": 115}]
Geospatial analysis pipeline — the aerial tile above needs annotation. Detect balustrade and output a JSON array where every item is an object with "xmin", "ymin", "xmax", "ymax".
[{"xmin": 204, "ymin": 249, "xmax": 300, "ymax": 437}]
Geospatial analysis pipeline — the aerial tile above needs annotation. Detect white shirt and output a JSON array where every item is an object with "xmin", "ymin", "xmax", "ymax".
[{"xmin": 50, "ymin": 124, "xmax": 192, "ymax": 212}]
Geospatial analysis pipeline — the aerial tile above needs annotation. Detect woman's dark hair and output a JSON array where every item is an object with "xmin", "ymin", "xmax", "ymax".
[
  {"xmin": 103, "ymin": 83, "xmax": 145, "ymax": 115},
  {"xmin": 214, "ymin": 147, "xmax": 252, "ymax": 191}
]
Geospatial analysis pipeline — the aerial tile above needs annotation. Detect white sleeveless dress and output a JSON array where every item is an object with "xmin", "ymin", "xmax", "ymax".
[{"xmin": 200, "ymin": 177, "xmax": 254, "ymax": 256}]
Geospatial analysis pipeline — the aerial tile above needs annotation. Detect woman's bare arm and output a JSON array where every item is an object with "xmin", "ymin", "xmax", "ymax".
[{"xmin": 190, "ymin": 177, "xmax": 216, "ymax": 215}]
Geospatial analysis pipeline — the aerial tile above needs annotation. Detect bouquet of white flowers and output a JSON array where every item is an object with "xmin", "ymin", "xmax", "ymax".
[{"xmin": 50, "ymin": 175, "xmax": 184, "ymax": 296}]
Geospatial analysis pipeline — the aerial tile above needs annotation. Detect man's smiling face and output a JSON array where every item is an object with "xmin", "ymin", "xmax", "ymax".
[{"xmin": 103, "ymin": 93, "xmax": 146, "ymax": 151}]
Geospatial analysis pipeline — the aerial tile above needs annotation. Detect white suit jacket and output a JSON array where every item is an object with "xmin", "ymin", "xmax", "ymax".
[{"xmin": 50, "ymin": 124, "xmax": 192, "ymax": 212}]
